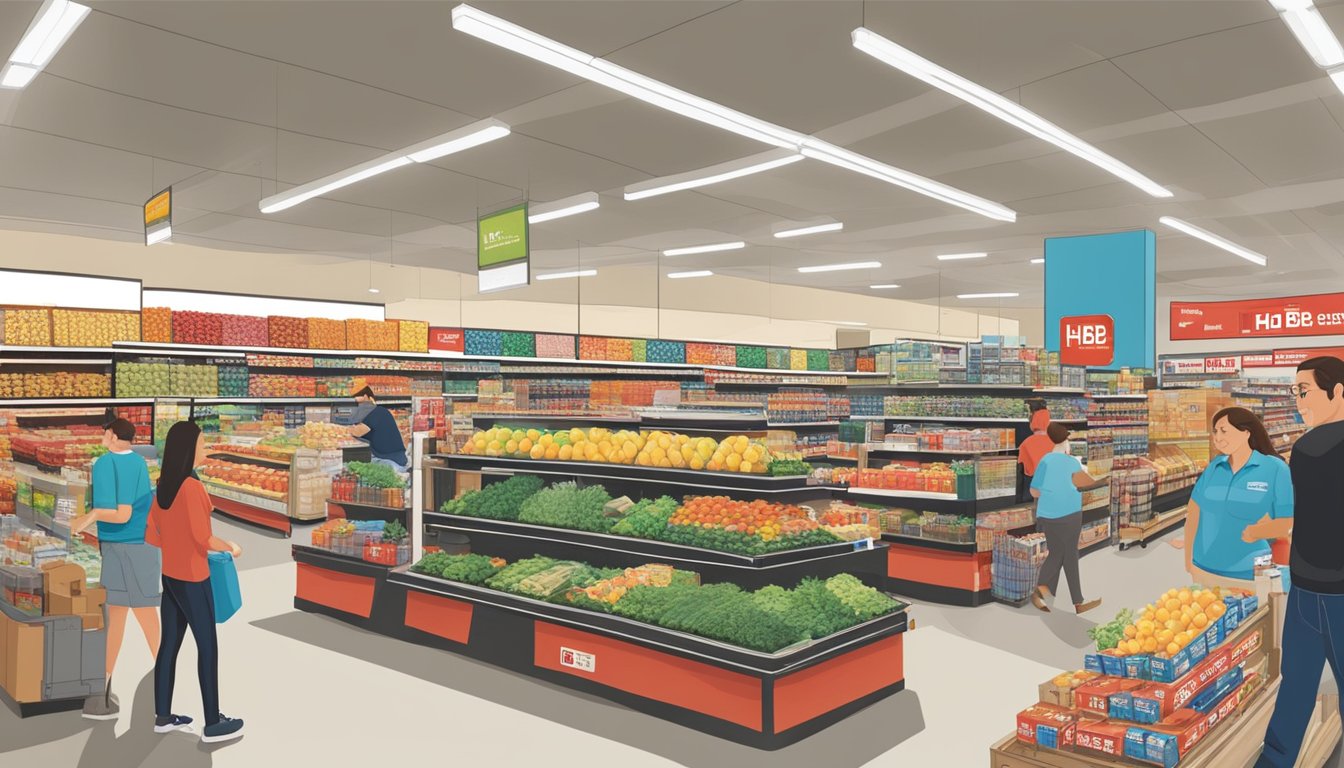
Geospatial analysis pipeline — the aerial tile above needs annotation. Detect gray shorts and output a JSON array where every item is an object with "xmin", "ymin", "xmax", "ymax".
[{"xmin": 99, "ymin": 541, "xmax": 162, "ymax": 608}]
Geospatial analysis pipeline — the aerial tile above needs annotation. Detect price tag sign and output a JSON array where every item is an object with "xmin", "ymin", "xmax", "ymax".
[{"xmin": 560, "ymin": 647, "xmax": 596, "ymax": 673}]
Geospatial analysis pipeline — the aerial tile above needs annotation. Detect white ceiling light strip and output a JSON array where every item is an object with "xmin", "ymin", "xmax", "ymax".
[
  {"xmin": 773, "ymin": 220, "xmax": 844, "ymax": 239},
  {"xmin": 937, "ymin": 252, "xmax": 987, "ymax": 261},
  {"xmin": 1030, "ymin": 258, "xmax": 1045, "ymax": 264},
  {"xmin": 0, "ymin": 0, "xmax": 89, "ymax": 89},
  {"xmin": 667, "ymin": 270, "xmax": 713, "ymax": 279},
  {"xmin": 822, "ymin": 320, "xmax": 867, "ymax": 326},
  {"xmin": 528, "ymin": 191, "xmax": 600, "ymax": 223},
  {"xmin": 797, "ymin": 261, "xmax": 881, "ymax": 273},
  {"xmin": 1270, "ymin": 0, "xmax": 1344, "ymax": 67},
  {"xmin": 259, "ymin": 118, "xmax": 510, "ymax": 213},
  {"xmin": 957, "ymin": 292, "xmax": 1018, "ymax": 299},
  {"xmin": 852, "ymin": 28, "xmax": 1172, "ymax": 199},
  {"xmin": 534, "ymin": 269, "xmax": 597, "ymax": 281},
  {"xmin": 662, "ymin": 241, "xmax": 744, "ymax": 257},
  {"xmin": 451, "ymin": 4, "xmax": 1015, "ymax": 222},
  {"xmin": 1158, "ymin": 216, "xmax": 1268, "ymax": 266},
  {"xmin": 625, "ymin": 150, "xmax": 803, "ymax": 201},
  {"xmin": 869, "ymin": 283, "xmax": 900, "ymax": 289}
]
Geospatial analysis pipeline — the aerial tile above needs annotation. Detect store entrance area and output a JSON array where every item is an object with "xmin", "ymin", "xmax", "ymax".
[{"xmin": 4, "ymin": 517, "xmax": 1333, "ymax": 768}]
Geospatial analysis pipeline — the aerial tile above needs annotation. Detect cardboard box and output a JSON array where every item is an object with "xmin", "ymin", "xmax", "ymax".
[
  {"xmin": 1110, "ymin": 691, "xmax": 1136, "ymax": 721},
  {"xmin": 1144, "ymin": 626, "xmax": 1263, "ymax": 716},
  {"xmin": 1075, "ymin": 719, "xmax": 1129, "ymax": 758},
  {"xmin": 1143, "ymin": 675, "xmax": 1262, "ymax": 757},
  {"xmin": 1189, "ymin": 666, "xmax": 1244, "ymax": 713},
  {"xmin": 85, "ymin": 587, "xmax": 106, "ymax": 612},
  {"xmin": 79, "ymin": 612, "xmax": 103, "ymax": 631},
  {"xmin": 1146, "ymin": 731, "xmax": 1180, "ymax": 768},
  {"xmin": 1099, "ymin": 649, "xmax": 1127, "ymax": 677},
  {"xmin": 1075, "ymin": 678, "xmax": 1144, "ymax": 716},
  {"xmin": 40, "ymin": 560, "xmax": 84, "ymax": 598},
  {"xmin": 1015, "ymin": 704, "xmax": 1078, "ymax": 748},
  {"xmin": 3, "ymin": 614, "xmax": 43, "ymax": 702},
  {"xmin": 1037, "ymin": 670, "xmax": 1102, "ymax": 709},
  {"xmin": 45, "ymin": 592, "xmax": 87, "ymax": 616},
  {"xmin": 1132, "ymin": 687, "xmax": 1164, "ymax": 724},
  {"xmin": 1124, "ymin": 655, "xmax": 1152, "ymax": 680}
]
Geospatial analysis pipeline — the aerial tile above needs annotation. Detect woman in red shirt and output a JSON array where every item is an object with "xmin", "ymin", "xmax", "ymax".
[{"xmin": 145, "ymin": 421, "xmax": 244, "ymax": 743}]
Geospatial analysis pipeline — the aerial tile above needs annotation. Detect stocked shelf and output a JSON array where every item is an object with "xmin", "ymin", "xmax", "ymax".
[
  {"xmin": 843, "ymin": 486, "xmax": 1019, "ymax": 514},
  {"xmin": 437, "ymin": 454, "xmax": 814, "ymax": 493}
]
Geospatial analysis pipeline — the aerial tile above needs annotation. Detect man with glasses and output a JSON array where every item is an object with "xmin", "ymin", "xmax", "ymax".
[{"xmin": 1256, "ymin": 356, "xmax": 1344, "ymax": 767}]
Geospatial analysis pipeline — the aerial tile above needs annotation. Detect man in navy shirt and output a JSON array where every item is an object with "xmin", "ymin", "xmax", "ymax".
[{"xmin": 347, "ymin": 387, "xmax": 408, "ymax": 471}]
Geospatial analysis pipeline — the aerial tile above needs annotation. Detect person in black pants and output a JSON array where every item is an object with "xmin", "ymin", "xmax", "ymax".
[{"xmin": 144, "ymin": 421, "xmax": 244, "ymax": 743}]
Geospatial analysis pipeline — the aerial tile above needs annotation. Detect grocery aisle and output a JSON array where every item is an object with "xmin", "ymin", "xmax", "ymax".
[{"xmin": 7, "ymin": 519, "xmax": 1332, "ymax": 768}]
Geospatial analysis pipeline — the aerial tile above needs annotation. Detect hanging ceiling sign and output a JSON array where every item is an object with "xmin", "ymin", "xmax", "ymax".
[
  {"xmin": 477, "ymin": 203, "xmax": 529, "ymax": 292},
  {"xmin": 144, "ymin": 187, "xmax": 172, "ymax": 246},
  {"xmin": 1170, "ymin": 292, "xmax": 1344, "ymax": 340}
]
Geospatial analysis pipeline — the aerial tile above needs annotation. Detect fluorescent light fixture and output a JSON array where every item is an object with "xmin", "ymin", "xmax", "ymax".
[
  {"xmin": 528, "ymin": 192, "xmax": 600, "ymax": 224},
  {"xmin": 625, "ymin": 150, "xmax": 803, "ymax": 201},
  {"xmin": 535, "ymin": 269, "xmax": 597, "ymax": 281},
  {"xmin": 799, "ymin": 140, "xmax": 1017, "ymax": 221},
  {"xmin": 259, "ymin": 118, "xmax": 510, "ymax": 213},
  {"xmin": 852, "ymin": 27, "xmax": 1173, "ymax": 199},
  {"xmin": 1271, "ymin": 0, "xmax": 1344, "ymax": 67},
  {"xmin": 797, "ymin": 261, "xmax": 882, "ymax": 273},
  {"xmin": 937, "ymin": 252, "xmax": 987, "ymax": 261},
  {"xmin": 0, "ymin": 0, "xmax": 89, "ymax": 90},
  {"xmin": 1331, "ymin": 65, "xmax": 1344, "ymax": 95},
  {"xmin": 1030, "ymin": 258, "xmax": 1045, "ymax": 264},
  {"xmin": 142, "ymin": 289, "xmax": 384, "ymax": 320},
  {"xmin": 451, "ymin": 4, "xmax": 1015, "ymax": 222},
  {"xmin": 662, "ymin": 241, "xmax": 745, "ymax": 257},
  {"xmin": 822, "ymin": 320, "xmax": 868, "ymax": 326},
  {"xmin": 667, "ymin": 270, "xmax": 713, "ymax": 279},
  {"xmin": 869, "ymin": 284, "xmax": 901, "ymax": 289},
  {"xmin": 773, "ymin": 220, "xmax": 844, "ymax": 239},
  {"xmin": 1159, "ymin": 216, "xmax": 1268, "ymax": 266},
  {"xmin": 957, "ymin": 292, "xmax": 1018, "ymax": 299},
  {"xmin": 145, "ymin": 226, "xmax": 173, "ymax": 246},
  {"xmin": 368, "ymin": 287, "xmax": 380, "ymax": 294}
]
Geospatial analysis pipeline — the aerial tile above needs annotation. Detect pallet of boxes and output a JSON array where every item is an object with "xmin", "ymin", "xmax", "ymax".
[
  {"xmin": 0, "ymin": 559, "xmax": 106, "ymax": 715},
  {"xmin": 991, "ymin": 587, "xmax": 1342, "ymax": 767}
]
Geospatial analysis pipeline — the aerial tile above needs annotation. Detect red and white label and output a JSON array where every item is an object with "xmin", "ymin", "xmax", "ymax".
[
  {"xmin": 1242, "ymin": 354, "xmax": 1276, "ymax": 368},
  {"xmin": 1061, "ymin": 314, "xmax": 1115, "ymax": 366},
  {"xmin": 428, "ymin": 327, "xmax": 465, "ymax": 353},
  {"xmin": 560, "ymin": 647, "xmax": 596, "ymax": 673},
  {"xmin": 1203, "ymin": 356, "xmax": 1240, "ymax": 374},
  {"xmin": 1171, "ymin": 293, "xmax": 1344, "ymax": 340}
]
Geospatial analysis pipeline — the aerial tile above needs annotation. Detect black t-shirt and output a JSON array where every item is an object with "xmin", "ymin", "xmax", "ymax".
[
  {"xmin": 361, "ymin": 406, "xmax": 408, "ymax": 467},
  {"xmin": 1288, "ymin": 420, "xmax": 1344, "ymax": 593}
]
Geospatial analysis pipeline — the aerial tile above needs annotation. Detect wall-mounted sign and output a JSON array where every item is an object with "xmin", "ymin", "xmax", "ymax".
[
  {"xmin": 144, "ymin": 187, "xmax": 172, "ymax": 246},
  {"xmin": 1060, "ymin": 314, "xmax": 1115, "ymax": 366},
  {"xmin": 1203, "ymin": 356, "xmax": 1240, "ymax": 374},
  {"xmin": 1271, "ymin": 347, "xmax": 1344, "ymax": 367},
  {"xmin": 477, "ymin": 203, "xmax": 529, "ymax": 292},
  {"xmin": 1161, "ymin": 358, "xmax": 1207, "ymax": 375},
  {"xmin": 1170, "ymin": 292, "xmax": 1344, "ymax": 340},
  {"xmin": 1241, "ymin": 354, "xmax": 1276, "ymax": 368},
  {"xmin": 428, "ymin": 327, "xmax": 465, "ymax": 353},
  {"xmin": 1045, "ymin": 230, "xmax": 1155, "ymax": 369}
]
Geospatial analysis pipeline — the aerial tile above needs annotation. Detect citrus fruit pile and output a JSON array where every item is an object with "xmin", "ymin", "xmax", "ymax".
[
  {"xmin": 669, "ymin": 496, "xmax": 818, "ymax": 543},
  {"xmin": 1111, "ymin": 587, "xmax": 1228, "ymax": 658},
  {"xmin": 459, "ymin": 425, "xmax": 782, "ymax": 474}
]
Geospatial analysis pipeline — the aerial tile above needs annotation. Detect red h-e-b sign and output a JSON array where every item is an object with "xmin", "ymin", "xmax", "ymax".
[
  {"xmin": 428, "ymin": 327, "xmax": 464, "ymax": 353},
  {"xmin": 1061, "ymin": 315, "xmax": 1115, "ymax": 366}
]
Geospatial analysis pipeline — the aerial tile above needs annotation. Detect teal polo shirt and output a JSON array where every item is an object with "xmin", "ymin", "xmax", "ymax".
[
  {"xmin": 1190, "ymin": 450, "xmax": 1293, "ymax": 581},
  {"xmin": 1031, "ymin": 452, "xmax": 1083, "ymax": 519},
  {"xmin": 91, "ymin": 451, "xmax": 154, "ymax": 543}
]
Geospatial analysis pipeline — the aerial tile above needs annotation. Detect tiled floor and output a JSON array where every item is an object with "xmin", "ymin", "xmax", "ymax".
[{"xmin": 1, "ymin": 519, "xmax": 1337, "ymax": 768}]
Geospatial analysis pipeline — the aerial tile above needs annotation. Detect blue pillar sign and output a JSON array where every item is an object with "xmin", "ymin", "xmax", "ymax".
[{"xmin": 1044, "ymin": 230, "xmax": 1156, "ymax": 370}]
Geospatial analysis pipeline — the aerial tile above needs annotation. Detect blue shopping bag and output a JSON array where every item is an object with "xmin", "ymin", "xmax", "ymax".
[{"xmin": 208, "ymin": 552, "xmax": 243, "ymax": 623}]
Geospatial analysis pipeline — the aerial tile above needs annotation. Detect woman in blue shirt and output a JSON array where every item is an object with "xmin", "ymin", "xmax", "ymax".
[
  {"xmin": 1185, "ymin": 407, "xmax": 1294, "ymax": 588},
  {"xmin": 1031, "ymin": 423, "xmax": 1109, "ymax": 614}
]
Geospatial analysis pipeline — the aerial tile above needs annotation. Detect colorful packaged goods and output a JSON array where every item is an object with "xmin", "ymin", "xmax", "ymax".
[
  {"xmin": 577, "ymin": 335, "xmax": 608, "ymax": 360},
  {"xmin": 140, "ymin": 306, "xmax": 172, "ymax": 342},
  {"xmin": 535, "ymin": 333, "xmax": 575, "ymax": 359},
  {"xmin": 52, "ymin": 309, "xmax": 139, "ymax": 346},
  {"xmin": 393, "ymin": 319, "xmax": 428, "ymax": 352},
  {"xmin": 116, "ymin": 362, "xmax": 170, "ymax": 397},
  {"xmin": 646, "ymin": 339, "xmax": 684, "ymax": 364},
  {"xmin": 8, "ymin": 371, "xmax": 111, "ymax": 398},
  {"xmin": 220, "ymin": 314, "xmax": 268, "ymax": 346},
  {"xmin": 171, "ymin": 311, "xmax": 224, "ymax": 345},
  {"xmin": 1015, "ymin": 703, "xmax": 1077, "ymax": 749},
  {"xmin": 268, "ymin": 315, "xmax": 308, "ymax": 348},
  {"xmin": 298, "ymin": 317, "xmax": 340, "ymax": 349},
  {"xmin": 248, "ymin": 374, "xmax": 316, "ymax": 398},
  {"xmin": 168, "ymin": 363, "xmax": 219, "ymax": 396},
  {"xmin": 464, "ymin": 329, "xmax": 503, "ymax": 356},
  {"xmin": 4, "ymin": 308, "xmax": 51, "ymax": 346},
  {"xmin": 501, "ymin": 331, "xmax": 535, "ymax": 358}
]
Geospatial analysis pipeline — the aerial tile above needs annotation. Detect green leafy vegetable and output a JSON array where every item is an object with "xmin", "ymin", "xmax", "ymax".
[
  {"xmin": 344, "ymin": 461, "xmax": 407, "ymax": 489},
  {"xmin": 441, "ymin": 474, "xmax": 544, "ymax": 521},
  {"xmin": 1087, "ymin": 608, "xmax": 1136, "ymax": 651},
  {"xmin": 516, "ymin": 481, "xmax": 613, "ymax": 533}
]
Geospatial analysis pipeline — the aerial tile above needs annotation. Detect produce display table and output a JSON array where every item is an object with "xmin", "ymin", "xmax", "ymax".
[
  {"xmin": 383, "ymin": 570, "xmax": 908, "ymax": 750},
  {"xmin": 291, "ymin": 545, "xmax": 402, "ymax": 632},
  {"xmin": 424, "ymin": 512, "xmax": 888, "ymax": 591}
]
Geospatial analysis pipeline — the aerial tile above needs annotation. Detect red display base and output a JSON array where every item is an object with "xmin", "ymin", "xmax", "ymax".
[
  {"xmin": 885, "ymin": 542, "xmax": 991, "ymax": 605},
  {"xmin": 210, "ymin": 495, "xmax": 291, "ymax": 536}
]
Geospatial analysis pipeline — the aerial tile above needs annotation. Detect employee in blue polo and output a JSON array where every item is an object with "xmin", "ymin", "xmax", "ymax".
[{"xmin": 1184, "ymin": 407, "xmax": 1294, "ymax": 588}]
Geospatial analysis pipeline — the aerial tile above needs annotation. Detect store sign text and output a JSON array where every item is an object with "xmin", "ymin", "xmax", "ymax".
[
  {"xmin": 1170, "ymin": 293, "xmax": 1344, "ymax": 340},
  {"xmin": 1060, "ymin": 314, "xmax": 1114, "ymax": 366},
  {"xmin": 1203, "ymin": 356, "xmax": 1240, "ymax": 374},
  {"xmin": 428, "ymin": 327, "xmax": 464, "ymax": 353}
]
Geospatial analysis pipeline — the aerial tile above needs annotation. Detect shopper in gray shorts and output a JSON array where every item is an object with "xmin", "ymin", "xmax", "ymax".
[{"xmin": 70, "ymin": 418, "xmax": 161, "ymax": 721}]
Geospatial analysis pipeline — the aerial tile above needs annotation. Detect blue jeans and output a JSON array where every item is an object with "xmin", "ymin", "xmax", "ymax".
[
  {"xmin": 1255, "ymin": 587, "xmax": 1344, "ymax": 767},
  {"xmin": 155, "ymin": 576, "xmax": 220, "ymax": 726},
  {"xmin": 370, "ymin": 456, "xmax": 408, "ymax": 473}
]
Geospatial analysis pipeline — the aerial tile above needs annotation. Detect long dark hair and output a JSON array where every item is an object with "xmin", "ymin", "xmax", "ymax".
[
  {"xmin": 1212, "ymin": 407, "xmax": 1280, "ymax": 459},
  {"xmin": 157, "ymin": 421, "xmax": 202, "ymax": 509}
]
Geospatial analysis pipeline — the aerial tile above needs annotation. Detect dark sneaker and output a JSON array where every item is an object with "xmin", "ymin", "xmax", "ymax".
[
  {"xmin": 154, "ymin": 714, "xmax": 195, "ymax": 734},
  {"xmin": 201, "ymin": 715, "xmax": 244, "ymax": 744},
  {"xmin": 82, "ymin": 692, "xmax": 119, "ymax": 721}
]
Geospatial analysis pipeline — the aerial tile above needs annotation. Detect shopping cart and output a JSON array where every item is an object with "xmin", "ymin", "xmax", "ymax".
[{"xmin": 991, "ymin": 531, "xmax": 1049, "ymax": 607}]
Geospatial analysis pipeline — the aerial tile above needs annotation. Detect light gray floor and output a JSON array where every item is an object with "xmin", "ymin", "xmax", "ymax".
[{"xmin": 1, "ymin": 519, "xmax": 1338, "ymax": 767}]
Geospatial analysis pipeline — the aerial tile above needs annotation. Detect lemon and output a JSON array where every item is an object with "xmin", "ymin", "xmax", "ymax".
[
  {"xmin": 739, "ymin": 461, "xmax": 753, "ymax": 473},
  {"xmin": 690, "ymin": 455, "xmax": 705, "ymax": 471},
  {"xmin": 558, "ymin": 445, "xmax": 573, "ymax": 461},
  {"xmin": 544, "ymin": 444, "xmax": 560, "ymax": 460},
  {"xmin": 519, "ymin": 438, "xmax": 533, "ymax": 454},
  {"xmin": 530, "ymin": 445, "xmax": 545, "ymax": 460},
  {"xmin": 539, "ymin": 434, "xmax": 553, "ymax": 447},
  {"xmin": 527, "ymin": 429, "xmax": 541, "ymax": 442},
  {"xmin": 726, "ymin": 454, "xmax": 741, "ymax": 471},
  {"xmin": 505, "ymin": 440, "xmax": 519, "ymax": 454},
  {"xmin": 743, "ymin": 447, "xmax": 761, "ymax": 464}
]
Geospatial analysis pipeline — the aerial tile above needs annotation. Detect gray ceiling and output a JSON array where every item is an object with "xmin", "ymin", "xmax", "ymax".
[{"xmin": 0, "ymin": 0, "xmax": 1342, "ymax": 309}]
